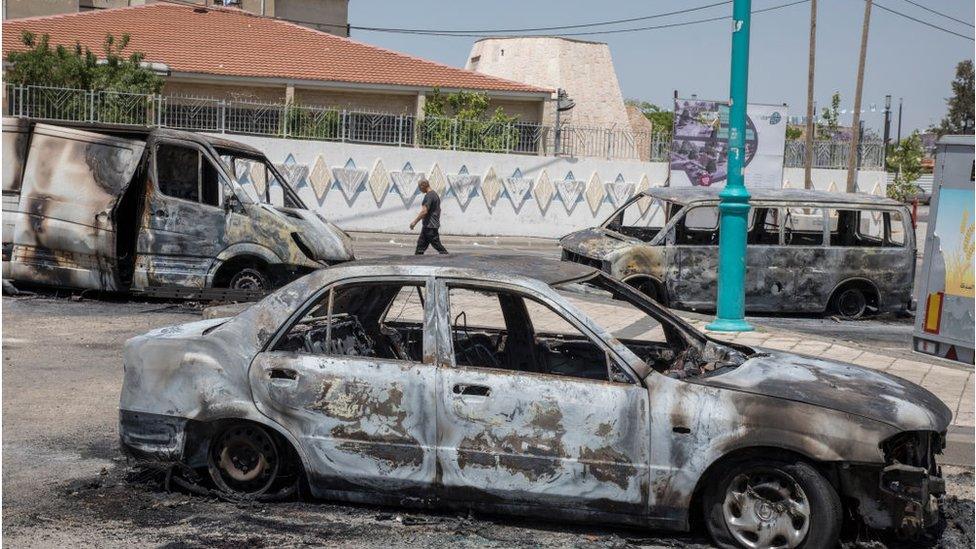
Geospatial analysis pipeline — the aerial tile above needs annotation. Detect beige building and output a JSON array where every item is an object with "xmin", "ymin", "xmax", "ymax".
[
  {"xmin": 466, "ymin": 36, "xmax": 634, "ymax": 132},
  {"xmin": 2, "ymin": 3, "xmax": 551, "ymax": 122},
  {"xmin": 3, "ymin": 0, "xmax": 350, "ymax": 37}
]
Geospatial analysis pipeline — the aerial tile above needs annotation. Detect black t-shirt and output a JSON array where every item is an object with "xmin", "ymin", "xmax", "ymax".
[{"xmin": 422, "ymin": 190, "xmax": 441, "ymax": 229}]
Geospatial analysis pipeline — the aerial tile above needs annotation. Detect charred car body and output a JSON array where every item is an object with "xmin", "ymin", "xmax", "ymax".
[
  {"xmin": 2, "ymin": 118, "xmax": 353, "ymax": 295},
  {"xmin": 119, "ymin": 254, "xmax": 948, "ymax": 548},
  {"xmin": 560, "ymin": 188, "xmax": 915, "ymax": 319}
]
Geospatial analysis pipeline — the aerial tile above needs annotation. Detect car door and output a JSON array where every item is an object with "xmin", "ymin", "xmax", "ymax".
[
  {"xmin": 10, "ymin": 123, "xmax": 145, "ymax": 290},
  {"xmin": 743, "ymin": 206, "xmax": 798, "ymax": 312},
  {"xmin": 671, "ymin": 205, "xmax": 720, "ymax": 311},
  {"xmin": 434, "ymin": 280, "xmax": 650, "ymax": 518},
  {"xmin": 135, "ymin": 139, "xmax": 232, "ymax": 289},
  {"xmin": 249, "ymin": 277, "xmax": 439, "ymax": 500}
]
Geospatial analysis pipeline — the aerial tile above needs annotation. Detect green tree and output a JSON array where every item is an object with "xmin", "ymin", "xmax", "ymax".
[
  {"xmin": 421, "ymin": 88, "xmax": 520, "ymax": 152},
  {"xmin": 785, "ymin": 125, "xmax": 803, "ymax": 140},
  {"xmin": 817, "ymin": 91, "xmax": 841, "ymax": 139},
  {"xmin": 6, "ymin": 31, "xmax": 162, "ymax": 93},
  {"xmin": 886, "ymin": 131, "xmax": 924, "ymax": 202},
  {"xmin": 625, "ymin": 99, "xmax": 673, "ymax": 135},
  {"xmin": 933, "ymin": 59, "xmax": 974, "ymax": 136}
]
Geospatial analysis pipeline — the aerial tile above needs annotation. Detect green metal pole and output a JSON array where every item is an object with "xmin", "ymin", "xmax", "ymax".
[{"xmin": 706, "ymin": 0, "xmax": 754, "ymax": 332}]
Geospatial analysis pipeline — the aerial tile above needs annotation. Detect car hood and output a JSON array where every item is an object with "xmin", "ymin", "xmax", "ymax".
[
  {"xmin": 697, "ymin": 349, "xmax": 952, "ymax": 432},
  {"xmin": 559, "ymin": 228, "xmax": 640, "ymax": 260},
  {"xmin": 262, "ymin": 205, "xmax": 355, "ymax": 263}
]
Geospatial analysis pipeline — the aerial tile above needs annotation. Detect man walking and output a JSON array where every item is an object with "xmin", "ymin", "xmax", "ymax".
[{"xmin": 409, "ymin": 179, "xmax": 448, "ymax": 255}]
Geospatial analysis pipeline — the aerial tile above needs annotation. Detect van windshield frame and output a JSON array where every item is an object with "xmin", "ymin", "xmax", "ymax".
[{"xmin": 216, "ymin": 148, "xmax": 307, "ymax": 210}]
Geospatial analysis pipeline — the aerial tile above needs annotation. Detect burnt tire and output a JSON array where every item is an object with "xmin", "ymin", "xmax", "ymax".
[
  {"xmin": 227, "ymin": 266, "xmax": 270, "ymax": 291},
  {"xmin": 832, "ymin": 288, "xmax": 867, "ymax": 320},
  {"xmin": 207, "ymin": 422, "xmax": 282, "ymax": 498},
  {"xmin": 632, "ymin": 279, "xmax": 663, "ymax": 304},
  {"xmin": 703, "ymin": 458, "xmax": 841, "ymax": 549}
]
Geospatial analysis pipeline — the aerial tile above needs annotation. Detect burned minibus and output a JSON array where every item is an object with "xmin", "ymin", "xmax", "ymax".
[
  {"xmin": 2, "ymin": 119, "xmax": 354, "ymax": 296},
  {"xmin": 560, "ymin": 187, "xmax": 915, "ymax": 319}
]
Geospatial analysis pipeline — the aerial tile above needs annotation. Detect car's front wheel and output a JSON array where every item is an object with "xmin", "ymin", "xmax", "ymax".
[{"xmin": 702, "ymin": 457, "xmax": 841, "ymax": 549}]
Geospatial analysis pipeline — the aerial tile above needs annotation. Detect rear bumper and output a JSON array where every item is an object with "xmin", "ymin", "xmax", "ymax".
[{"xmin": 118, "ymin": 409, "xmax": 187, "ymax": 461}]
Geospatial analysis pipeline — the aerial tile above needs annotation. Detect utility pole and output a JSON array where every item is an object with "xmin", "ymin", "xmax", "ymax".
[
  {"xmin": 803, "ymin": 0, "xmax": 818, "ymax": 189},
  {"xmin": 707, "ymin": 0, "xmax": 753, "ymax": 333},
  {"xmin": 846, "ymin": 0, "xmax": 872, "ymax": 193},
  {"xmin": 882, "ymin": 94, "xmax": 892, "ymax": 148},
  {"xmin": 896, "ymin": 97, "xmax": 903, "ymax": 142}
]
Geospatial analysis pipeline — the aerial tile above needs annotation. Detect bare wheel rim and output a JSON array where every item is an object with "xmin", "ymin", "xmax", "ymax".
[
  {"xmin": 209, "ymin": 424, "xmax": 279, "ymax": 496},
  {"xmin": 722, "ymin": 470, "xmax": 811, "ymax": 549},
  {"xmin": 837, "ymin": 289, "xmax": 866, "ymax": 318},
  {"xmin": 229, "ymin": 268, "xmax": 267, "ymax": 291}
]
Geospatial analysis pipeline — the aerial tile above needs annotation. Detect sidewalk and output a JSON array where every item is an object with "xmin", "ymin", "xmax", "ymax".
[{"xmin": 695, "ymin": 320, "xmax": 974, "ymax": 428}]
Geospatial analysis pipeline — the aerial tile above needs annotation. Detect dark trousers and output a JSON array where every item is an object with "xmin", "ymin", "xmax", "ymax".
[{"xmin": 415, "ymin": 227, "xmax": 448, "ymax": 255}]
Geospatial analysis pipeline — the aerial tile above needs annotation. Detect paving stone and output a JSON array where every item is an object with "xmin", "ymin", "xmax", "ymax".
[{"xmin": 850, "ymin": 352, "xmax": 896, "ymax": 370}]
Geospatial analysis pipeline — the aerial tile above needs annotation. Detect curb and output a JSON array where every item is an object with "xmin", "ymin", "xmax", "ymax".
[{"xmin": 349, "ymin": 231, "xmax": 559, "ymax": 249}]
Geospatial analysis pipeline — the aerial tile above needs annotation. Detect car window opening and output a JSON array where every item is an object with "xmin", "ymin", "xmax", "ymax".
[
  {"xmin": 556, "ymin": 274, "xmax": 749, "ymax": 379},
  {"xmin": 217, "ymin": 147, "xmax": 305, "ymax": 210},
  {"xmin": 274, "ymin": 282, "xmax": 426, "ymax": 362}
]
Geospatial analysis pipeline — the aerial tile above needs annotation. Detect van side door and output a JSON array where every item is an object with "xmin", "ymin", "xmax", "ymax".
[
  {"xmin": 135, "ymin": 140, "xmax": 233, "ymax": 289},
  {"xmin": 671, "ymin": 205, "xmax": 720, "ymax": 311}
]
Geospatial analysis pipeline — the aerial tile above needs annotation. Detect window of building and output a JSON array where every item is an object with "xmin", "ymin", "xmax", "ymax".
[{"xmin": 274, "ymin": 282, "xmax": 427, "ymax": 362}]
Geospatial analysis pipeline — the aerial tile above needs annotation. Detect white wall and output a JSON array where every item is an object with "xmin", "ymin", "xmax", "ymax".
[{"xmin": 219, "ymin": 134, "xmax": 887, "ymax": 239}]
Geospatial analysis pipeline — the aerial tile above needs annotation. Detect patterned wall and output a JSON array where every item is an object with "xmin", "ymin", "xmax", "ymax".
[{"xmin": 222, "ymin": 135, "xmax": 887, "ymax": 239}]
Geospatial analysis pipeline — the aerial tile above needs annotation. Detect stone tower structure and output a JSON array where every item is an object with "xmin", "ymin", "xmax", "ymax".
[{"xmin": 466, "ymin": 36, "xmax": 633, "ymax": 131}]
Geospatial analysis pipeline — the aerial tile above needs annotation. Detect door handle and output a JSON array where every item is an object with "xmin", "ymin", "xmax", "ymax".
[
  {"xmin": 453, "ymin": 383, "xmax": 490, "ymax": 397},
  {"xmin": 154, "ymin": 209, "xmax": 168, "ymax": 218},
  {"xmin": 269, "ymin": 368, "xmax": 298, "ymax": 381}
]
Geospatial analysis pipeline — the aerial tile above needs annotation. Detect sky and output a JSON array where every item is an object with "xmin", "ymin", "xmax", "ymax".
[{"xmin": 348, "ymin": 0, "xmax": 975, "ymax": 135}]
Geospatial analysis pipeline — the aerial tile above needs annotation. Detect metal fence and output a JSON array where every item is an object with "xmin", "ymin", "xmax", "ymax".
[{"xmin": 3, "ymin": 84, "xmax": 881, "ymax": 166}]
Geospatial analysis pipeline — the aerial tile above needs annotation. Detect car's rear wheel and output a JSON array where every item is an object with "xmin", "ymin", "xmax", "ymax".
[
  {"xmin": 208, "ymin": 422, "xmax": 281, "ymax": 497},
  {"xmin": 832, "ymin": 288, "xmax": 867, "ymax": 320},
  {"xmin": 703, "ymin": 458, "xmax": 841, "ymax": 549}
]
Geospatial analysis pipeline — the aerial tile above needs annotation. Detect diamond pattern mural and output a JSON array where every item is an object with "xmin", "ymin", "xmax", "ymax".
[
  {"xmin": 533, "ymin": 169, "xmax": 555, "ymax": 214},
  {"xmin": 332, "ymin": 158, "xmax": 368, "ymax": 206},
  {"xmin": 585, "ymin": 171, "xmax": 605, "ymax": 215},
  {"xmin": 447, "ymin": 165, "xmax": 480, "ymax": 211},
  {"xmin": 605, "ymin": 173, "xmax": 635, "ymax": 206},
  {"xmin": 555, "ymin": 171, "xmax": 585, "ymax": 214},
  {"xmin": 390, "ymin": 162, "xmax": 425, "ymax": 206},
  {"xmin": 308, "ymin": 154, "xmax": 331, "ymax": 201},
  {"xmin": 504, "ymin": 168, "xmax": 534, "ymax": 213},
  {"xmin": 481, "ymin": 166, "xmax": 503, "ymax": 210},
  {"xmin": 367, "ymin": 158, "xmax": 390, "ymax": 205},
  {"xmin": 428, "ymin": 163, "xmax": 447, "ymax": 197}
]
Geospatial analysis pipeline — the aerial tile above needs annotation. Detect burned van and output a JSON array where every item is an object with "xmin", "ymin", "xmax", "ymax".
[
  {"xmin": 560, "ymin": 188, "xmax": 914, "ymax": 319},
  {"xmin": 2, "ymin": 119, "xmax": 354, "ymax": 296}
]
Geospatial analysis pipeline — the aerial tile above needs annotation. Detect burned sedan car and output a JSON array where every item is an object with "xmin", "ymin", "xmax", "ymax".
[
  {"xmin": 2, "ymin": 118, "xmax": 353, "ymax": 295},
  {"xmin": 560, "ymin": 188, "xmax": 915, "ymax": 319},
  {"xmin": 120, "ymin": 255, "xmax": 949, "ymax": 548}
]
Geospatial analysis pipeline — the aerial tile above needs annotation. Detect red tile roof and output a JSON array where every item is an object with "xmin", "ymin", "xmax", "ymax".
[{"xmin": 2, "ymin": 3, "xmax": 550, "ymax": 94}]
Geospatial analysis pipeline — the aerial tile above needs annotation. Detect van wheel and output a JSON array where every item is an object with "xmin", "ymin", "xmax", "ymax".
[
  {"xmin": 832, "ymin": 288, "xmax": 867, "ymax": 320},
  {"xmin": 632, "ymin": 279, "xmax": 663, "ymax": 304},
  {"xmin": 703, "ymin": 458, "xmax": 841, "ymax": 549},
  {"xmin": 228, "ymin": 266, "xmax": 270, "ymax": 291}
]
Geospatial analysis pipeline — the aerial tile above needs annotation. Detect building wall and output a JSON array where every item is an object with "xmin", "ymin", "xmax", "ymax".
[
  {"xmin": 294, "ymin": 88, "xmax": 417, "ymax": 114},
  {"xmin": 4, "ymin": 0, "xmax": 350, "ymax": 37},
  {"xmin": 212, "ymin": 133, "xmax": 888, "ymax": 239},
  {"xmin": 163, "ymin": 80, "xmax": 286, "ymax": 103},
  {"xmin": 4, "ymin": 0, "xmax": 79, "ymax": 19},
  {"xmin": 467, "ymin": 37, "xmax": 629, "ymax": 130},
  {"xmin": 486, "ymin": 98, "xmax": 544, "ymax": 124}
]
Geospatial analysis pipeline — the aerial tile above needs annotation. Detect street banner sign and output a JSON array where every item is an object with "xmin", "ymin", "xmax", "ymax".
[{"xmin": 670, "ymin": 98, "xmax": 787, "ymax": 188}]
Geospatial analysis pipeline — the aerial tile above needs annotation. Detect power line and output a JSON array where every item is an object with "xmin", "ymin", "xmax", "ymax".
[
  {"xmin": 352, "ymin": 1, "xmax": 731, "ymax": 34},
  {"xmin": 874, "ymin": 1, "xmax": 975, "ymax": 41},
  {"xmin": 899, "ymin": 0, "xmax": 973, "ymax": 27},
  {"xmin": 357, "ymin": 0, "xmax": 811, "ymax": 38}
]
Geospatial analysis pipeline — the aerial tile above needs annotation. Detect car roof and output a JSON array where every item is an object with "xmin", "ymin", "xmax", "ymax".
[
  {"xmin": 342, "ymin": 253, "xmax": 598, "ymax": 285},
  {"xmin": 643, "ymin": 186, "xmax": 904, "ymax": 207}
]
